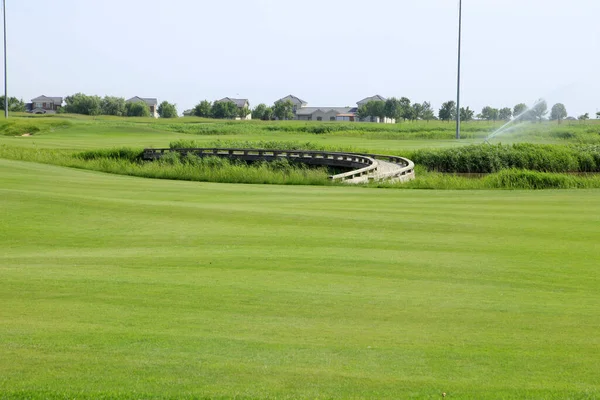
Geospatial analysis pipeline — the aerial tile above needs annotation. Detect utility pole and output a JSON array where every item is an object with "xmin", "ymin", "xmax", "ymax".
[
  {"xmin": 456, "ymin": 0, "xmax": 462, "ymax": 139},
  {"xmin": 3, "ymin": 0, "xmax": 7, "ymax": 118}
]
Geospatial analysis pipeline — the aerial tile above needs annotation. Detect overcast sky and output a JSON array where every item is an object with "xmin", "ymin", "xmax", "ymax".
[{"xmin": 8, "ymin": 0, "xmax": 600, "ymax": 116}]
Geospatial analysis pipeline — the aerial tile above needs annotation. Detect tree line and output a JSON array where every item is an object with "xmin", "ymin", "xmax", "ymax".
[
  {"xmin": 188, "ymin": 99, "xmax": 294, "ymax": 120},
  {"xmin": 188, "ymin": 100, "xmax": 251, "ymax": 120},
  {"xmin": 5, "ymin": 93, "xmax": 600, "ymax": 122},
  {"xmin": 0, "ymin": 96, "xmax": 26, "ymax": 112},
  {"xmin": 436, "ymin": 100, "xmax": 595, "ymax": 124},
  {"xmin": 60, "ymin": 93, "xmax": 178, "ymax": 118}
]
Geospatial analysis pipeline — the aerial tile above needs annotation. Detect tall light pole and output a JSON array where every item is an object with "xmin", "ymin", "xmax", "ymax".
[
  {"xmin": 3, "ymin": 0, "xmax": 7, "ymax": 118},
  {"xmin": 456, "ymin": 0, "xmax": 462, "ymax": 139}
]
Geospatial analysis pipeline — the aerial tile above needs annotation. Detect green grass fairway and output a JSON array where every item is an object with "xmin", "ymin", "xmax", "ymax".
[
  {"xmin": 1, "ymin": 159, "xmax": 599, "ymax": 399},
  {"xmin": 3, "ymin": 115, "xmax": 597, "ymax": 153}
]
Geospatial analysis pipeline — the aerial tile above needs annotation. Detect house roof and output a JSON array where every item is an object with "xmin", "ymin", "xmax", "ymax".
[
  {"xmin": 357, "ymin": 95, "xmax": 387, "ymax": 105},
  {"xmin": 126, "ymin": 96, "xmax": 158, "ymax": 106},
  {"xmin": 296, "ymin": 107, "xmax": 353, "ymax": 116},
  {"xmin": 215, "ymin": 97, "xmax": 249, "ymax": 108},
  {"xmin": 276, "ymin": 95, "xmax": 307, "ymax": 106},
  {"xmin": 31, "ymin": 95, "xmax": 63, "ymax": 104}
]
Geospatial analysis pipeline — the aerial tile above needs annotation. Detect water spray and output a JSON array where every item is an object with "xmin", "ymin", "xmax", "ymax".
[{"xmin": 484, "ymin": 98, "xmax": 546, "ymax": 143}]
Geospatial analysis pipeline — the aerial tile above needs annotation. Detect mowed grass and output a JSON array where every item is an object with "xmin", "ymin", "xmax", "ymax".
[
  {"xmin": 2, "ymin": 114, "xmax": 598, "ymax": 152},
  {"xmin": 1, "ymin": 159, "xmax": 600, "ymax": 399}
]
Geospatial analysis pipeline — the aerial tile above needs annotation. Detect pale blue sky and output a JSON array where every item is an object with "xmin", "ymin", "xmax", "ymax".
[{"xmin": 7, "ymin": 0, "xmax": 600, "ymax": 116}]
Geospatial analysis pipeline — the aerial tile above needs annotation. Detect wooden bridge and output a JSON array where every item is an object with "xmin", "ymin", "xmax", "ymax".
[{"xmin": 143, "ymin": 148, "xmax": 415, "ymax": 184}]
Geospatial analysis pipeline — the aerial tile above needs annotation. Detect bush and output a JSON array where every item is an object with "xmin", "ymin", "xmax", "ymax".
[
  {"xmin": 126, "ymin": 101, "xmax": 151, "ymax": 117},
  {"xmin": 64, "ymin": 93, "xmax": 102, "ymax": 115},
  {"xmin": 158, "ymin": 101, "xmax": 178, "ymax": 118}
]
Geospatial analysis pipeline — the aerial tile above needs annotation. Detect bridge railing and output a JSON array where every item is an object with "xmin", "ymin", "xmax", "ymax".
[
  {"xmin": 367, "ymin": 154, "xmax": 416, "ymax": 181},
  {"xmin": 143, "ymin": 148, "xmax": 414, "ymax": 183}
]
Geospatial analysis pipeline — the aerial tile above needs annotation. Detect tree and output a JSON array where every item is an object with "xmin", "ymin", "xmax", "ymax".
[
  {"xmin": 64, "ymin": 93, "xmax": 102, "ymax": 115},
  {"xmin": 438, "ymin": 101, "xmax": 456, "ymax": 122},
  {"xmin": 252, "ymin": 104, "xmax": 269, "ymax": 120},
  {"xmin": 513, "ymin": 103, "xmax": 529, "ymax": 120},
  {"xmin": 125, "ymin": 101, "xmax": 151, "ymax": 117},
  {"xmin": 211, "ymin": 101, "xmax": 238, "ymax": 119},
  {"xmin": 372, "ymin": 101, "xmax": 387, "ymax": 121},
  {"xmin": 412, "ymin": 102, "xmax": 424, "ymax": 121},
  {"xmin": 513, "ymin": 103, "xmax": 529, "ymax": 118},
  {"xmin": 550, "ymin": 103, "xmax": 567, "ymax": 124},
  {"xmin": 0, "ymin": 96, "xmax": 26, "ymax": 112},
  {"xmin": 100, "ymin": 96, "xmax": 126, "ymax": 116},
  {"xmin": 422, "ymin": 102, "xmax": 436, "ymax": 122},
  {"xmin": 238, "ymin": 106, "xmax": 250, "ymax": 120},
  {"xmin": 479, "ymin": 106, "xmax": 499, "ymax": 121},
  {"xmin": 272, "ymin": 99, "xmax": 295, "ymax": 120},
  {"xmin": 356, "ymin": 104, "xmax": 370, "ymax": 121},
  {"xmin": 384, "ymin": 98, "xmax": 400, "ymax": 120},
  {"xmin": 578, "ymin": 113, "xmax": 590, "ymax": 123},
  {"xmin": 398, "ymin": 97, "xmax": 412, "ymax": 121},
  {"xmin": 596, "ymin": 111, "xmax": 600, "ymax": 119},
  {"xmin": 158, "ymin": 101, "xmax": 178, "ymax": 118},
  {"xmin": 531, "ymin": 99, "xmax": 548, "ymax": 123},
  {"xmin": 263, "ymin": 107, "xmax": 274, "ymax": 121},
  {"xmin": 460, "ymin": 106, "xmax": 474, "ymax": 122},
  {"xmin": 2, "ymin": 96, "xmax": 25, "ymax": 112},
  {"xmin": 498, "ymin": 107, "xmax": 512, "ymax": 120},
  {"xmin": 193, "ymin": 100, "xmax": 212, "ymax": 118},
  {"xmin": 357, "ymin": 101, "xmax": 387, "ymax": 122}
]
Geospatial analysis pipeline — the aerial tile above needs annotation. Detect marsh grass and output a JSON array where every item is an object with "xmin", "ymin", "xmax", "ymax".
[
  {"xmin": 410, "ymin": 143, "xmax": 600, "ymax": 173},
  {"xmin": 3, "ymin": 145, "xmax": 600, "ymax": 190},
  {"xmin": 0, "ymin": 145, "xmax": 332, "ymax": 186}
]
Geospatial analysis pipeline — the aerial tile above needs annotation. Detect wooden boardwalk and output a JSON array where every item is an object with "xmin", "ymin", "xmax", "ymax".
[{"xmin": 143, "ymin": 148, "xmax": 415, "ymax": 184}]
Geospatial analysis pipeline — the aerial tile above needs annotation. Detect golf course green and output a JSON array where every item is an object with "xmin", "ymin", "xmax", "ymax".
[{"xmin": 1, "ymin": 116, "xmax": 600, "ymax": 398}]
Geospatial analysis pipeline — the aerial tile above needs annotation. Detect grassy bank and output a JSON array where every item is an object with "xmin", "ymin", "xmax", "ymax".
[
  {"xmin": 0, "ymin": 146, "xmax": 332, "ymax": 186},
  {"xmin": 1, "ymin": 158, "xmax": 599, "ymax": 399},
  {"xmin": 2, "ymin": 114, "xmax": 599, "ymax": 152},
  {"xmin": 3, "ymin": 145, "xmax": 600, "ymax": 190}
]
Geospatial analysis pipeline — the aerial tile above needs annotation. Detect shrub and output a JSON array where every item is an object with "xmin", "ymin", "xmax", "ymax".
[
  {"xmin": 126, "ymin": 101, "xmax": 151, "ymax": 117},
  {"xmin": 158, "ymin": 101, "xmax": 178, "ymax": 118}
]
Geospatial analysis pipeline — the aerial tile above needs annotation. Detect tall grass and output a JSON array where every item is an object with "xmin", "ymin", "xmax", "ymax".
[
  {"xmin": 0, "ymin": 145, "xmax": 332, "ymax": 186},
  {"xmin": 168, "ymin": 138, "xmax": 361, "ymax": 153},
  {"xmin": 3, "ymin": 145, "xmax": 600, "ymax": 190},
  {"xmin": 410, "ymin": 143, "xmax": 600, "ymax": 173},
  {"xmin": 0, "ymin": 119, "xmax": 72, "ymax": 136},
  {"xmin": 371, "ymin": 167, "xmax": 600, "ymax": 190}
]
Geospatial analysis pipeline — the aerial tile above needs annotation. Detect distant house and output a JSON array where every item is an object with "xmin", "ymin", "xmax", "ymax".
[
  {"xmin": 126, "ymin": 97, "xmax": 158, "ymax": 118},
  {"xmin": 275, "ymin": 95, "xmax": 308, "ymax": 114},
  {"xmin": 28, "ymin": 95, "xmax": 63, "ymax": 114},
  {"xmin": 215, "ymin": 97, "xmax": 251, "ymax": 120},
  {"xmin": 357, "ymin": 95, "xmax": 387, "ymax": 107},
  {"xmin": 296, "ymin": 107, "xmax": 354, "ymax": 122},
  {"xmin": 277, "ymin": 94, "xmax": 394, "ymax": 123},
  {"xmin": 356, "ymin": 95, "xmax": 395, "ymax": 123}
]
